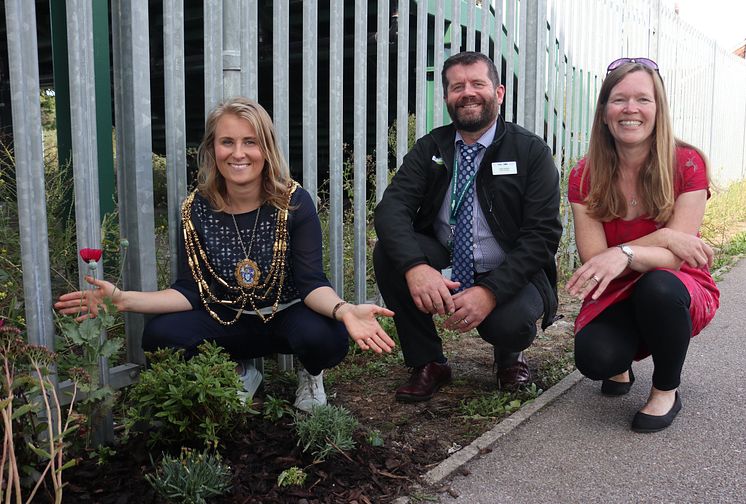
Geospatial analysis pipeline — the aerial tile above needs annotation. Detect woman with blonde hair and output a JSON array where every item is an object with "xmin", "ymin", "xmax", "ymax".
[
  {"xmin": 566, "ymin": 58, "xmax": 719, "ymax": 432},
  {"xmin": 56, "ymin": 97, "xmax": 395, "ymax": 412}
]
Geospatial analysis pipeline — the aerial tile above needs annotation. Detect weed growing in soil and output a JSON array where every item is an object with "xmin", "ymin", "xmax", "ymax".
[
  {"xmin": 458, "ymin": 384, "xmax": 541, "ymax": 420},
  {"xmin": 262, "ymin": 394, "xmax": 292, "ymax": 422},
  {"xmin": 276, "ymin": 466, "xmax": 307, "ymax": 488},
  {"xmin": 367, "ymin": 429, "xmax": 385, "ymax": 447},
  {"xmin": 710, "ymin": 232, "xmax": 746, "ymax": 280}
]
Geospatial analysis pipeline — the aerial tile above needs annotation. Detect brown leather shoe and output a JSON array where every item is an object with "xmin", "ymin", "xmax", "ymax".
[
  {"xmin": 395, "ymin": 361, "xmax": 452, "ymax": 403},
  {"xmin": 496, "ymin": 353, "xmax": 531, "ymax": 390}
]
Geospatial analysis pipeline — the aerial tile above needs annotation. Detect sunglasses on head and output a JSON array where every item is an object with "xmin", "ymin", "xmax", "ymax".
[{"xmin": 606, "ymin": 57, "xmax": 660, "ymax": 74}]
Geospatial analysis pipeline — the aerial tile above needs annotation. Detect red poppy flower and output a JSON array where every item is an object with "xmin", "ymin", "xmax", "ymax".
[{"xmin": 79, "ymin": 248, "xmax": 103, "ymax": 263}]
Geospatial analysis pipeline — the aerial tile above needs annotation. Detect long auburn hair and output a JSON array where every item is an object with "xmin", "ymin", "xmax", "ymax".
[
  {"xmin": 196, "ymin": 97, "xmax": 291, "ymax": 211},
  {"xmin": 581, "ymin": 62, "xmax": 709, "ymax": 223}
]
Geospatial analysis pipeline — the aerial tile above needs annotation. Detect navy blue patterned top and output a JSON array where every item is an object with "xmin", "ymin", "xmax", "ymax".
[{"xmin": 172, "ymin": 185, "xmax": 331, "ymax": 312}]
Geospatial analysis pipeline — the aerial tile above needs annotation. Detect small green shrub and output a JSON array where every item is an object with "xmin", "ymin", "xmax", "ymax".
[
  {"xmin": 145, "ymin": 448, "xmax": 232, "ymax": 504},
  {"xmin": 294, "ymin": 404, "xmax": 359, "ymax": 461},
  {"xmin": 263, "ymin": 394, "xmax": 291, "ymax": 422},
  {"xmin": 125, "ymin": 341, "xmax": 248, "ymax": 447},
  {"xmin": 277, "ymin": 466, "xmax": 307, "ymax": 488}
]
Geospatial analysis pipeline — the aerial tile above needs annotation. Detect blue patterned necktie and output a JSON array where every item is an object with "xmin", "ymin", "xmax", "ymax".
[{"xmin": 451, "ymin": 141, "xmax": 484, "ymax": 292}]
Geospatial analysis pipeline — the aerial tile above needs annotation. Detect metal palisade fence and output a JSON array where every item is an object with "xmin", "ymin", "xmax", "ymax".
[{"xmin": 4, "ymin": 0, "xmax": 746, "ymax": 406}]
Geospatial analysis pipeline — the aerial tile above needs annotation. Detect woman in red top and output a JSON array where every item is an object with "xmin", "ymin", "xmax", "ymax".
[{"xmin": 566, "ymin": 58, "xmax": 719, "ymax": 433}]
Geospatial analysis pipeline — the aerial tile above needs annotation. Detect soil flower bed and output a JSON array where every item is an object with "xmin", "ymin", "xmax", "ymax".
[{"xmin": 41, "ymin": 296, "xmax": 578, "ymax": 503}]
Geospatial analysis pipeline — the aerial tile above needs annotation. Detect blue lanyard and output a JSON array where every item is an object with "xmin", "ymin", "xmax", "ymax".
[{"xmin": 449, "ymin": 153, "xmax": 479, "ymax": 226}]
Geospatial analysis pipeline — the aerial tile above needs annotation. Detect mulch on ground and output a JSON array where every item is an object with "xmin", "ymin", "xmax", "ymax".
[{"xmin": 47, "ymin": 297, "xmax": 579, "ymax": 503}]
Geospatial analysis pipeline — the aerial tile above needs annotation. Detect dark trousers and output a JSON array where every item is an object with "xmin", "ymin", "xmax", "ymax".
[
  {"xmin": 373, "ymin": 235, "xmax": 543, "ymax": 368},
  {"xmin": 142, "ymin": 301, "xmax": 349, "ymax": 376},
  {"xmin": 574, "ymin": 270, "xmax": 692, "ymax": 391}
]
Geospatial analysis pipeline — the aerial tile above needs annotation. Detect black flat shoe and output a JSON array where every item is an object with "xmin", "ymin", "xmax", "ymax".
[
  {"xmin": 631, "ymin": 391, "xmax": 682, "ymax": 433},
  {"xmin": 601, "ymin": 367, "xmax": 635, "ymax": 396}
]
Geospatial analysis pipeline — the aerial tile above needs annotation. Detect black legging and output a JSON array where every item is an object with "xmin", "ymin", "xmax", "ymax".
[
  {"xmin": 373, "ymin": 237, "xmax": 543, "ymax": 368},
  {"xmin": 574, "ymin": 270, "xmax": 692, "ymax": 391}
]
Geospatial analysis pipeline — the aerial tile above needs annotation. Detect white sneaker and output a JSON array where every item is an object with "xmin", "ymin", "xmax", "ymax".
[
  {"xmin": 294, "ymin": 368, "xmax": 327, "ymax": 413},
  {"xmin": 236, "ymin": 359, "xmax": 262, "ymax": 403}
]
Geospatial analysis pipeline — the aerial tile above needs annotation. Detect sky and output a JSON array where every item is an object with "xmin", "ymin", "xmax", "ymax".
[{"xmin": 668, "ymin": 0, "xmax": 746, "ymax": 50}]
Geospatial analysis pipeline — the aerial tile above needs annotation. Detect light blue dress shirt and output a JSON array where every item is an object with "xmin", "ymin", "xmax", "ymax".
[{"xmin": 435, "ymin": 122, "xmax": 506, "ymax": 274}]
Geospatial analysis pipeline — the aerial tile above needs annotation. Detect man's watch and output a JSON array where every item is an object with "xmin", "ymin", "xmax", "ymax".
[{"xmin": 618, "ymin": 244, "xmax": 634, "ymax": 267}]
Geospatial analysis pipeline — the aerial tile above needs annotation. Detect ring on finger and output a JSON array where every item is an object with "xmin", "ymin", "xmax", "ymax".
[
  {"xmin": 462, "ymin": 318, "xmax": 469, "ymax": 325},
  {"xmin": 591, "ymin": 275, "xmax": 601, "ymax": 283}
]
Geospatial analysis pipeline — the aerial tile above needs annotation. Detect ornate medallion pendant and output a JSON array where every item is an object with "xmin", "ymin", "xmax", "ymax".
[{"xmin": 235, "ymin": 258, "xmax": 261, "ymax": 289}]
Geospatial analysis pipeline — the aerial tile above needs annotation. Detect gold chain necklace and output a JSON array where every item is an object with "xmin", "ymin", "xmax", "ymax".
[
  {"xmin": 231, "ymin": 206, "xmax": 261, "ymax": 289},
  {"xmin": 180, "ymin": 182, "xmax": 296, "ymax": 325}
]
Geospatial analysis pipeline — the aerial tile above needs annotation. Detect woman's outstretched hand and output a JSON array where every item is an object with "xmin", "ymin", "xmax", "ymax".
[
  {"xmin": 54, "ymin": 275, "xmax": 120, "ymax": 321},
  {"xmin": 340, "ymin": 304, "xmax": 397, "ymax": 353}
]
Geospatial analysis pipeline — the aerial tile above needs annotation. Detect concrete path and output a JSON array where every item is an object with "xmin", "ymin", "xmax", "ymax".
[{"xmin": 427, "ymin": 259, "xmax": 746, "ymax": 503}]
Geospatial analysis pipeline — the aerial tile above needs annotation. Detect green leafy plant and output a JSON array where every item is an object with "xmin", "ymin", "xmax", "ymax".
[
  {"xmin": 263, "ymin": 394, "xmax": 291, "ymax": 422},
  {"xmin": 276, "ymin": 466, "xmax": 307, "ymax": 488},
  {"xmin": 366, "ymin": 429, "xmax": 384, "ymax": 447},
  {"xmin": 145, "ymin": 447, "xmax": 232, "ymax": 504},
  {"xmin": 294, "ymin": 404, "xmax": 359, "ymax": 461},
  {"xmin": 89, "ymin": 444, "xmax": 117, "ymax": 466},
  {"xmin": 54, "ymin": 243, "xmax": 127, "ymax": 450},
  {"xmin": 458, "ymin": 384, "xmax": 541, "ymax": 420},
  {"xmin": 56, "ymin": 298, "xmax": 122, "ymax": 448},
  {"xmin": 125, "ymin": 341, "xmax": 249, "ymax": 447}
]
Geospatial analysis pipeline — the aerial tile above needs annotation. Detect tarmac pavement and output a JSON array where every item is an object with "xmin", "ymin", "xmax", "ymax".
[{"xmin": 415, "ymin": 259, "xmax": 746, "ymax": 504}]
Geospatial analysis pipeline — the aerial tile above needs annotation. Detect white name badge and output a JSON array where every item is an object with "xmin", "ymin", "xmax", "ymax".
[{"xmin": 492, "ymin": 161, "xmax": 517, "ymax": 175}]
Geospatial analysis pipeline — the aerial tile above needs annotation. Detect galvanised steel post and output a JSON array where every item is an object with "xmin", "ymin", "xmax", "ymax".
[
  {"xmin": 111, "ymin": 0, "xmax": 157, "ymax": 368},
  {"xmin": 302, "ymin": 0, "xmax": 319, "ymax": 207},
  {"xmin": 273, "ymin": 0, "xmax": 290, "ymax": 160},
  {"xmin": 66, "ymin": 0, "xmax": 111, "ymax": 445},
  {"xmin": 353, "ymin": 0, "xmax": 367, "ymax": 304},
  {"xmin": 5, "ymin": 0, "xmax": 55, "ymax": 351},
  {"xmin": 240, "ymin": 2, "xmax": 259, "ymax": 100},
  {"xmin": 163, "ymin": 0, "xmax": 188, "ymax": 283},
  {"xmin": 519, "ymin": 0, "xmax": 548, "ymax": 136},
  {"xmin": 204, "ymin": 0, "xmax": 223, "ymax": 117},
  {"xmin": 329, "ymin": 0, "xmax": 344, "ymax": 296},
  {"xmin": 395, "ymin": 0, "xmax": 410, "ymax": 168},
  {"xmin": 375, "ymin": 0, "xmax": 390, "ymax": 204},
  {"xmin": 223, "ymin": 0, "xmax": 241, "ymax": 99}
]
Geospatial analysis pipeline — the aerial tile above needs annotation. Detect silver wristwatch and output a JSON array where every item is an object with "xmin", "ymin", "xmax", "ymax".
[{"xmin": 618, "ymin": 244, "xmax": 634, "ymax": 266}]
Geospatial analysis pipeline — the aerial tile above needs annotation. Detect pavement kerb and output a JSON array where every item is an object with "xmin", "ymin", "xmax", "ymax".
[{"xmin": 393, "ymin": 369, "xmax": 586, "ymax": 504}]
